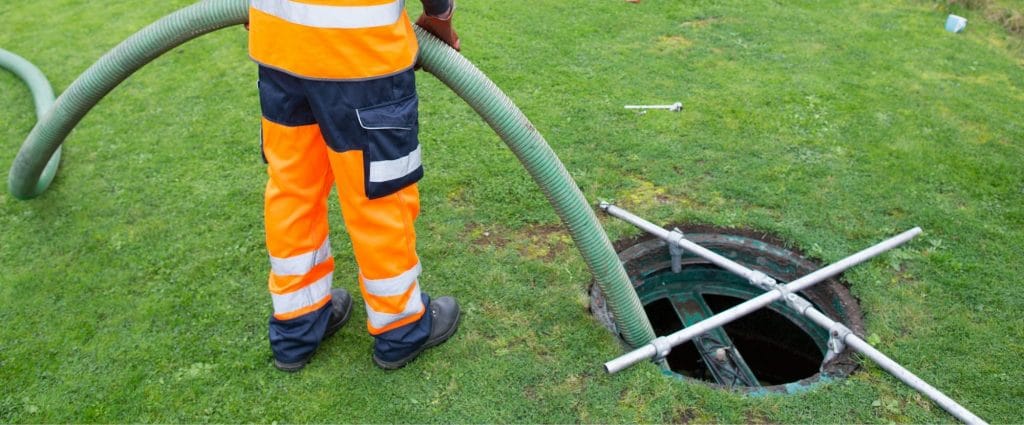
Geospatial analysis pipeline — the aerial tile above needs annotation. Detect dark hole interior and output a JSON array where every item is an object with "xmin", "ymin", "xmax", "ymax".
[
  {"xmin": 644, "ymin": 298, "xmax": 710, "ymax": 381},
  {"xmin": 643, "ymin": 294, "xmax": 825, "ymax": 386}
]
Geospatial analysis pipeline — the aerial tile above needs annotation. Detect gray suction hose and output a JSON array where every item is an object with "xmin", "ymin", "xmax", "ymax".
[
  {"xmin": 413, "ymin": 26, "xmax": 656, "ymax": 348},
  {"xmin": 6, "ymin": 0, "xmax": 248, "ymax": 200},
  {"xmin": 1, "ymin": 48, "xmax": 62, "ymax": 197},
  {"xmin": 5, "ymin": 0, "xmax": 656, "ymax": 349}
]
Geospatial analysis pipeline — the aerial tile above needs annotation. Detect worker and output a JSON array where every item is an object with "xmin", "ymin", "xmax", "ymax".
[{"xmin": 247, "ymin": 0, "xmax": 462, "ymax": 372}]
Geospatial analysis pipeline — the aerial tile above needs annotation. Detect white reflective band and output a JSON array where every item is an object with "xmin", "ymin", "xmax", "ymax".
[
  {"xmin": 366, "ymin": 285, "xmax": 424, "ymax": 330},
  {"xmin": 269, "ymin": 237, "xmax": 331, "ymax": 276},
  {"xmin": 361, "ymin": 262, "xmax": 421, "ymax": 297},
  {"xmin": 271, "ymin": 272, "xmax": 332, "ymax": 315},
  {"xmin": 252, "ymin": 0, "xmax": 405, "ymax": 29},
  {"xmin": 368, "ymin": 146, "xmax": 422, "ymax": 183}
]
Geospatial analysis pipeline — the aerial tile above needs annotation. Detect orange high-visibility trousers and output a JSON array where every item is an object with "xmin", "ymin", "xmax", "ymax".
[{"xmin": 260, "ymin": 66, "xmax": 429, "ymax": 363}]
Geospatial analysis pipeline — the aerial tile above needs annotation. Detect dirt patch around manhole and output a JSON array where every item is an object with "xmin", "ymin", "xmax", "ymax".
[{"xmin": 466, "ymin": 222, "xmax": 572, "ymax": 261}]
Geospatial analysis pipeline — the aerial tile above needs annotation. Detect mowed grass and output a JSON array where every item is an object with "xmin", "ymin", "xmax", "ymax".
[{"xmin": 1, "ymin": 0, "xmax": 1022, "ymax": 422}]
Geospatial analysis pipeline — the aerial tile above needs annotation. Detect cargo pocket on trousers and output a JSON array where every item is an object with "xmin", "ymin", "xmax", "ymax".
[{"xmin": 356, "ymin": 94, "xmax": 423, "ymax": 199}]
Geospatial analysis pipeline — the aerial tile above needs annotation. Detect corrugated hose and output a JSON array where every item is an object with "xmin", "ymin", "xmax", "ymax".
[{"xmin": 2, "ymin": 0, "xmax": 655, "ymax": 349}]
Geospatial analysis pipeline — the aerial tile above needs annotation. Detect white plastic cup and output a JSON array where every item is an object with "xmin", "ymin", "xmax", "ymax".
[{"xmin": 945, "ymin": 14, "xmax": 967, "ymax": 33}]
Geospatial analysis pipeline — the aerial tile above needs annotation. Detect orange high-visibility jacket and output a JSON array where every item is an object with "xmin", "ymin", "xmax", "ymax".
[{"xmin": 249, "ymin": 0, "xmax": 419, "ymax": 80}]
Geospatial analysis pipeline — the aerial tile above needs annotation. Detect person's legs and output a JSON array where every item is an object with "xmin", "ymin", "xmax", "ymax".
[
  {"xmin": 259, "ymin": 66, "xmax": 349, "ymax": 370},
  {"xmin": 325, "ymin": 139, "xmax": 433, "ymax": 361},
  {"xmin": 304, "ymin": 70, "xmax": 458, "ymax": 367}
]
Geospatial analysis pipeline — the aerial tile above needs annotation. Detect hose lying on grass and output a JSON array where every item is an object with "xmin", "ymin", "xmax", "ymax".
[
  {"xmin": 3, "ymin": 0, "xmax": 656, "ymax": 349},
  {"xmin": 0, "ymin": 48, "xmax": 62, "ymax": 198}
]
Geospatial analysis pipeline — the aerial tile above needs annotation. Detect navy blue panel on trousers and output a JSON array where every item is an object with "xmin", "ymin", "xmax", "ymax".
[
  {"xmin": 258, "ymin": 67, "xmax": 316, "ymax": 126},
  {"xmin": 268, "ymin": 301, "xmax": 333, "ymax": 365},
  {"xmin": 355, "ymin": 93, "xmax": 423, "ymax": 198},
  {"xmin": 258, "ymin": 66, "xmax": 423, "ymax": 199},
  {"xmin": 374, "ymin": 292, "xmax": 432, "ymax": 362}
]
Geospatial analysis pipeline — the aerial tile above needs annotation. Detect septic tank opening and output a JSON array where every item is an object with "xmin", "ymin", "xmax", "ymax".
[{"xmin": 590, "ymin": 225, "xmax": 866, "ymax": 394}]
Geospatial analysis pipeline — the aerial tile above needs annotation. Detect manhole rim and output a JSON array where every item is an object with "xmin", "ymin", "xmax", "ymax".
[{"xmin": 591, "ymin": 225, "xmax": 866, "ymax": 395}]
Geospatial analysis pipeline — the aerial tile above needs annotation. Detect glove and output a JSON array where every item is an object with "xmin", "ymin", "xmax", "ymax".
[{"xmin": 415, "ymin": 3, "xmax": 460, "ymax": 52}]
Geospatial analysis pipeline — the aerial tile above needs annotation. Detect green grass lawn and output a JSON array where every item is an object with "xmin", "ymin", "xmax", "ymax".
[{"xmin": 2, "ymin": 0, "xmax": 1022, "ymax": 422}]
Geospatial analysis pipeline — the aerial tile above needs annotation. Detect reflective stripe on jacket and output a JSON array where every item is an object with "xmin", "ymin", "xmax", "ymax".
[{"xmin": 249, "ymin": 0, "xmax": 418, "ymax": 81}]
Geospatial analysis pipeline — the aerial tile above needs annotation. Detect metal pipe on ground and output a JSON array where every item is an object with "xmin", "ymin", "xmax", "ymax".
[
  {"xmin": 599, "ymin": 202, "xmax": 985, "ymax": 424},
  {"xmin": 602, "ymin": 225, "xmax": 917, "ymax": 372},
  {"xmin": 598, "ymin": 202, "xmax": 769, "ymax": 285},
  {"xmin": 802, "ymin": 309, "xmax": 987, "ymax": 425}
]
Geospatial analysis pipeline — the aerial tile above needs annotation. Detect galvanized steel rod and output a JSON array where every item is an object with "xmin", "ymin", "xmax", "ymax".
[
  {"xmin": 600, "ymin": 202, "xmax": 920, "ymax": 371},
  {"xmin": 802, "ymin": 309, "xmax": 987, "ymax": 425},
  {"xmin": 603, "ymin": 227, "xmax": 917, "ymax": 372},
  {"xmin": 598, "ymin": 202, "xmax": 760, "ymax": 281},
  {"xmin": 604, "ymin": 289, "xmax": 780, "ymax": 373},
  {"xmin": 599, "ymin": 203, "xmax": 985, "ymax": 424},
  {"xmin": 599, "ymin": 202, "xmax": 921, "ymax": 294}
]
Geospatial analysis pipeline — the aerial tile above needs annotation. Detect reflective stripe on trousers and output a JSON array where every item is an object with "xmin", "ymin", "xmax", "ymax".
[
  {"xmin": 269, "ymin": 237, "xmax": 333, "ymax": 320},
  {"xmin": 361, "ymin": 262, "xmax": 424, "ymax": 332}
]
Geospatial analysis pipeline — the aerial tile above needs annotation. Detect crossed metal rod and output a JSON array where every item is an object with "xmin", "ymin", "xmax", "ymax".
[{"xmin": 598, "ymin": 202, "xmax": 986, "ymax": 425}]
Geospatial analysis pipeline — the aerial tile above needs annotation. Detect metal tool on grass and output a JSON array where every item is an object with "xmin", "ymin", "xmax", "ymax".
[
  {"xmin": 625, "ymin": 102, "xmax": 683, "ymax": 112},
  {"xmin": 599, "ymin": 202, "xmax": 987, "ymax": 425}
]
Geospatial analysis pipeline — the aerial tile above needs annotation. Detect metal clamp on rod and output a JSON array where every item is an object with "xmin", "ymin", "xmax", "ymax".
[
  {"xmin": 783, "ymin": 292, "xmax": 813, "ymax": 314},
  {"xmin": 652, "ymin": 336, "xmax": 674, "ymax": 361},
  {"xmin": 823, "ymin": 322, "xmax": 852, "ymax": 364},
  {"xmin": 668, "ymin": 229, "xmax": 685, "ymax": 273},
  {"xmin": 747, "ymin": 270, "xmax": 776, "ymax": 292}
]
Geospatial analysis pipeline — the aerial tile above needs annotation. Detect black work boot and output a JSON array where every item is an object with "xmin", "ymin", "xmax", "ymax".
[
  {"xmin": 274, "ymin": 288, "xmax": 353, "ymax": 372},
  {"xmin": 373, "ymin": 296, "xmax": 460, "ymax": 370}
]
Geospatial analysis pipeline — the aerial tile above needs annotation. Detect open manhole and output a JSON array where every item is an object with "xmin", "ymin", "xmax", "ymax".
[{"xmin": 590, "ymin": 225, "xmax": 865, "ymax": 394}]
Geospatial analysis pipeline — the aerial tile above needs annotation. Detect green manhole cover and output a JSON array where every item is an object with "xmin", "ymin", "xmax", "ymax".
[{"xmin": 590, "ymin": 226, "xmax": 865, "ymax": 394}]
